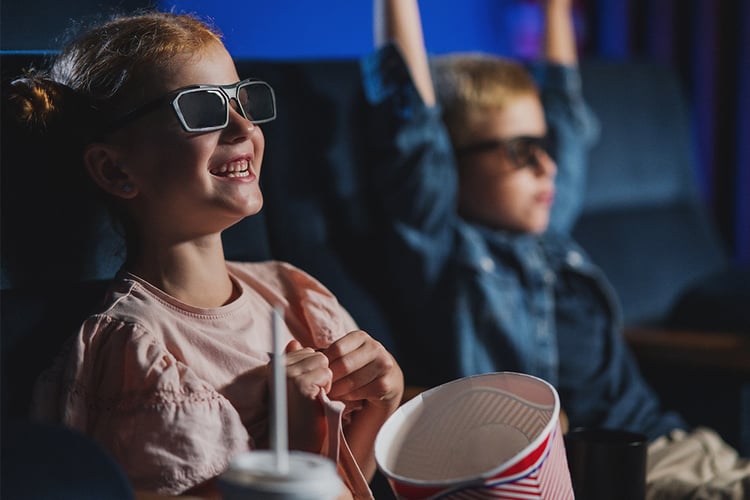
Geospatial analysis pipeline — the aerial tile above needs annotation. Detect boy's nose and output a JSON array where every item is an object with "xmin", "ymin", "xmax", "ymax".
[{"xmin": 533, "ymin": 149, "xmax": 557, "ymax": 177}]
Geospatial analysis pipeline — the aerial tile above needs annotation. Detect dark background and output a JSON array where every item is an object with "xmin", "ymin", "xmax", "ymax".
[{"xmin": 2, "ymin": 0, "xmax": 748, "ymax": 267}]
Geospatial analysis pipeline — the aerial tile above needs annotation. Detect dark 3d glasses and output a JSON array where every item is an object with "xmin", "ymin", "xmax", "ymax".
[{"xmin": 454, "ymin": 135, "xmax": 553, "ymax": 170}]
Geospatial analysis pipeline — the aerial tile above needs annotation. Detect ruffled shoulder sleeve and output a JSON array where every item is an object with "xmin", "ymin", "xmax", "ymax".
[{"xmin": 32, "ymin": 314, "xmax": 251, "ymax": 495}]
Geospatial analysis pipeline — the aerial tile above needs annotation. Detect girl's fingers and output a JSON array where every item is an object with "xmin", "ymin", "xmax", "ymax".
[
  {"xmin": 321, "ymin": 330, "xmax": 404, "ymax": 406},
  {"xmin": 324, "ymin": 331, "xmax": 388, "ymax": 382},
  {"xmin": 285, "ymin": 348, "xmax": 332, "ymax": 397},
  {"xmin": 285, "ymin": 339, "xmax": 304, "ymax": 353}
]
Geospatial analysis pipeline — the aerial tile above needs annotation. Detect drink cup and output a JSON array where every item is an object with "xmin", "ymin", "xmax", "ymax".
[
  {"xmin": 218, "ymin": 450, "xmax": 345, "ymax": 500},
  {"xmin": 375, "ymin": 372, "xmax": 574, "ymax": 499},
  {"xmin": 564, "ymin": 427, "xmax": 648, "ymax": 500}
]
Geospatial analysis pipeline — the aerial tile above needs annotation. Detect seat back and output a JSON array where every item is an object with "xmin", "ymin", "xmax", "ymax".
[
  {"xmin": 574, "ymin": 60, "xmax": 730, "ymax": 325},
  {"xmin": 232, "ymin": 59, "xmax": 397, "ymax": 350},
  {"xmin": 1, "ymin": 419, "xmax": 134, "ymax": 499}
]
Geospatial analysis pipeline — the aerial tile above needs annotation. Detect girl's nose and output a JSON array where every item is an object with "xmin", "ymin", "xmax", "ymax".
[{"xmin": 222, "ymin": 102, "xmax": 256, "ymax": 142}]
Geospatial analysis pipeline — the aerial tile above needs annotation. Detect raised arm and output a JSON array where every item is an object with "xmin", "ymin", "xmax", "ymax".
[
  {"xmin": 542, "ymin": 0, "xmax": 577, "ymax": 65},
  {"xmin": 534, "ymin": 0, "xmax": 599, "ymax": 232},
  {"xmin": 362, "ymin": 0, "xmax": 460, "ymax": 318},
  {"xmin": 373, "ymin": 0, "xmax": 435, "ymax": 106}
]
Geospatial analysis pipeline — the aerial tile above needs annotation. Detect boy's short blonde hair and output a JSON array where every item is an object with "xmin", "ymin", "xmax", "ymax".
[{"xmin": 432, "ymin": 53, "xmax": 539, "ymax": 146}]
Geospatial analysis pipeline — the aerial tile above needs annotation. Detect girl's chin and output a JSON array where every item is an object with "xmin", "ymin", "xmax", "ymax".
[{"xmin": 239, "ymin": 195, "xmax": 264, "ymax": 215}]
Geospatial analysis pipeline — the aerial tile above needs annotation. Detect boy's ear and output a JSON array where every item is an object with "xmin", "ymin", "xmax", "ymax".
[{"xmin": 83, "ymin": 143, "xmax": 138, "ymax": 199}]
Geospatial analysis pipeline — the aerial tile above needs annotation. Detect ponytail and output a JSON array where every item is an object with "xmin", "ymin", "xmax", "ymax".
[
  {"xmin": 1, "ymin": 73, "xmax": 122, "ymax": 287},
  {"xmin": 6, "ymin": 73, "xmax": 97, "ymax": 143},
  {"xmin": 3, "ymin": 72, "xmax": 100, "ymax": 208}
]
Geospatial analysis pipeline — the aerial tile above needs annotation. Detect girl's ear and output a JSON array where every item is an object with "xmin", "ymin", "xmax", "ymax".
[{"xmin": 83, "ymin": 143, "xmax": 138, "ymax": 199}]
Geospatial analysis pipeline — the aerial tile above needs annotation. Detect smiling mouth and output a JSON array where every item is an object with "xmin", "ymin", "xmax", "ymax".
[{"xmin": 210, "ymin": 159, "xmax": 252, "ymax": 178}]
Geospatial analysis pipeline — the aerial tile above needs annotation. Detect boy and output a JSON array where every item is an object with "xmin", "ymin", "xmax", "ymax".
[
  {"xmin": 365, "ymin": 0, "xmax": 683, "ymax": 439},
  {"xmin": 365, "ymin": 1, "xmax": 749, "ymax": 496}
]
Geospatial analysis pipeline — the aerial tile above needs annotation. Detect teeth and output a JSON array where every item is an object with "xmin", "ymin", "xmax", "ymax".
[
  {"xmin": 211, "ymin": 159, "xmax": 252, "ymax": 176},
  {"xmin": 225, "ymin": 170, "xmax": 250, "ymax": 178}
]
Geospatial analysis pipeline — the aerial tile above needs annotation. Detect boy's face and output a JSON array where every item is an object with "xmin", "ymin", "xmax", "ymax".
[{"xmin": 455, "ymin": 94, "xmax": 556, "ymax": 234}]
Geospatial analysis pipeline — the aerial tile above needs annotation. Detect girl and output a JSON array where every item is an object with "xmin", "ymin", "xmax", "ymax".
[{"xmin": 12, "ymin": 11, "xmax": 402, "ymax": 498}]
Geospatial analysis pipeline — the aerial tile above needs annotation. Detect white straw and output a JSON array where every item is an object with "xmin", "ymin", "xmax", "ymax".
[{"xmin": 271, "ymin": 306, "xmax": 289, "ymax": 474}]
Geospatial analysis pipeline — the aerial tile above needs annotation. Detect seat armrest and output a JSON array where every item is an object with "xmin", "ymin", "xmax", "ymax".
[
  {"xmin": 624, "ymin": 326, "xmax": 750, "ymax": 455},
  {"xmin": 624, "ymin": 326, "xmax": 750, "ymax": 374}
]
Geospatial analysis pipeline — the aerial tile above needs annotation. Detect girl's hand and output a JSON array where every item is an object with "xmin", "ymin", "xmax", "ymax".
[
  {"xmin": 283, "ymin": 339, "xmax": 332, "ymax": 453},
  {"xmin": 322, "ymin": 330, "xmax": 404, "ymax": 412}
]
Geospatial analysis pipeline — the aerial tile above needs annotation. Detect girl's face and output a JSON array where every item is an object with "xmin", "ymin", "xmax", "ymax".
[
  {"xmin": 456, "ymin": 94, "xmax": 556, "ymax": 234},
  {"xmin": 111, "ymin": 42, "xmax": 266, "ymax": 241}
]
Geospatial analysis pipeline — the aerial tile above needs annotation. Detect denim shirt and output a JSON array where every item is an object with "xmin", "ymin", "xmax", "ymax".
[{"xmin": 361, "ymin": 44, "xmax": 687, "ymax": 440}]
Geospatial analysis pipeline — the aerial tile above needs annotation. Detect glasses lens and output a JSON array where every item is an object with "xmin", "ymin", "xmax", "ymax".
[
  {"xmin": 176, "ymin": 89, "xmax": 228, "ymax": 130},
  {"xmin": 508, "ymin": 137, "xmax": 548, "ymax": 168},
  {"xmin": 237, "ymin": 82, "xmax": 276, "ymax": 123}
]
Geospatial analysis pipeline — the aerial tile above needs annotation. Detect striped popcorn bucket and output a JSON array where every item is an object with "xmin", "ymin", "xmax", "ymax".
[{"xmin": 375, "ymin": 372, "xmax": 574, "ymax": 499}]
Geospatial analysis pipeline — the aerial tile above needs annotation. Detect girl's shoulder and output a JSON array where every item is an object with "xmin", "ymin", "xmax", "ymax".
[
  {"xmin": 226, "ymin": 260, "xmax": 358, "ymax": 347},
  {"xmin": 227, "ymin": 260, "xmax": 333, "ymax": 295}
]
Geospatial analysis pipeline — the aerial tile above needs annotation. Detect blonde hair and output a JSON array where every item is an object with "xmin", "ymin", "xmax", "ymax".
[{"xmin": 432, "ymin": 53, "xmax": 539, "ymax": 145}]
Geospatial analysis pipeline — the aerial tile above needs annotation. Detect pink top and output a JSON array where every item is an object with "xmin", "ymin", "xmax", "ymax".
[{"xmin": 31, "ymin": 261, "xmax": 372, "ymax": 497}]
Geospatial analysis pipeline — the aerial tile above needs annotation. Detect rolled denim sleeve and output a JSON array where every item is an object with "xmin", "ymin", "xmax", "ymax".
[
  {"xmin": 360, "ymin": 44, "xmax": 459, "ymax": 305},
  {"xmin": 529, "ymin": 62, "xmax": 600, "ymax": 233}
]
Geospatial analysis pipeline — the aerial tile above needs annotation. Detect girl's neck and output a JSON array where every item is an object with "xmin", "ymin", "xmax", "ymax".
[{"xmin": 125, "ymin": 239, "xmax": 238, "ymax": 308}]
